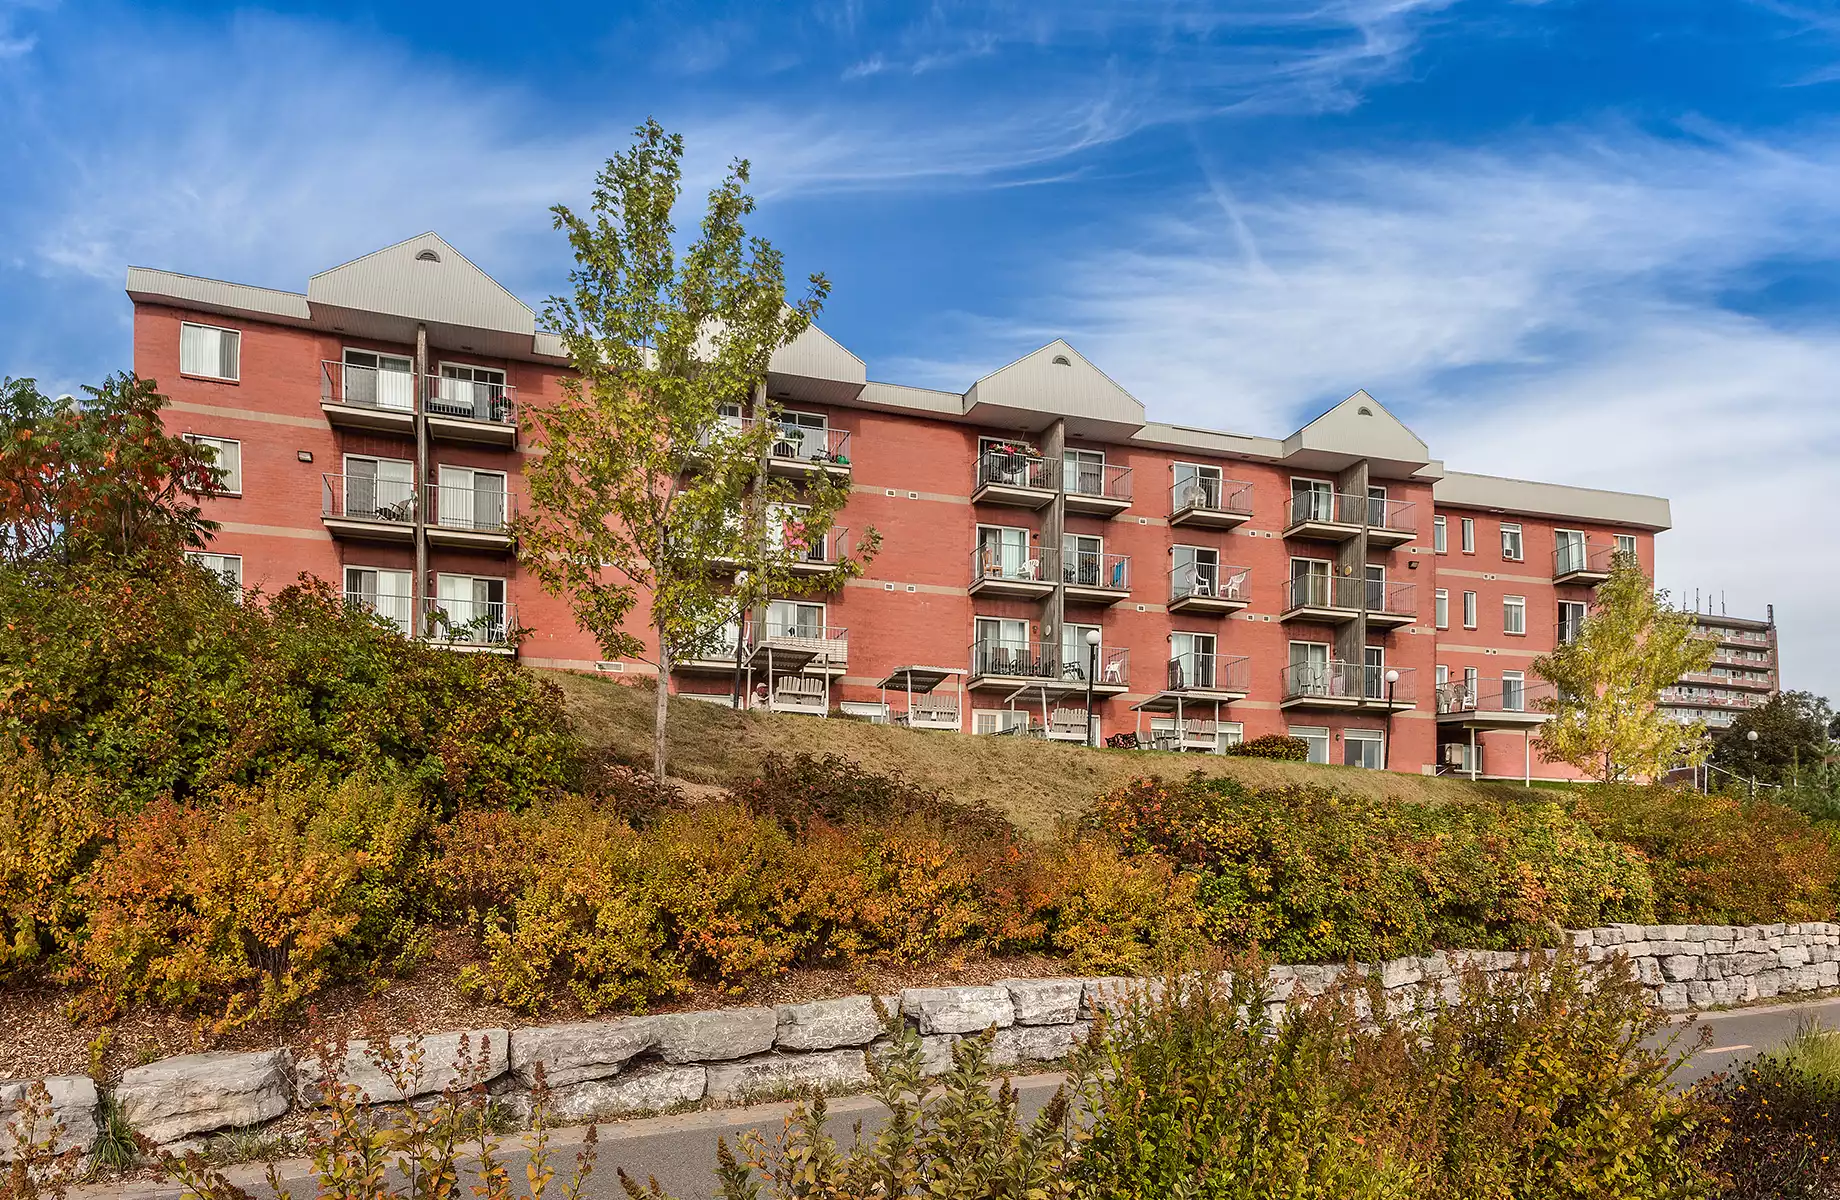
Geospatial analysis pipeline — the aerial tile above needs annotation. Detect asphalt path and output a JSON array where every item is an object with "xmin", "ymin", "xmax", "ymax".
[{"xmin": 78, "ymin": 994, "xmax": 1840, "ymax": 1200}]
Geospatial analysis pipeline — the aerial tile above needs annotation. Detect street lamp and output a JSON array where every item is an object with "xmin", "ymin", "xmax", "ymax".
[
  {"xmin": 1085, "ymin": 629, "xmax": 1102, "ymax": 748},
  {"xmin": 1382, "ymin": 669, "xmax": 1400, "ymax": 769},
  {"xmin": 1747, "ymin": 728, "xmax": 1760, "ymax": 800}
]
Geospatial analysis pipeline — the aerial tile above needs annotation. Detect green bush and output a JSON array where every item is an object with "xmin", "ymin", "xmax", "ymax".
[
  {"xmin": 0, "ymin": 755, "xmax": 107, "ymax": 976},
  {"xmin": 0, "ymin": 558, "xmax": 578, "ymax": 812},
  {"xmin": 1225, "ymin": 734, "xmax": 1310, "ymax": 761},
  {"xmin": 1092, "ymin": 776, "xmax": 1655, "ymax": 962}
]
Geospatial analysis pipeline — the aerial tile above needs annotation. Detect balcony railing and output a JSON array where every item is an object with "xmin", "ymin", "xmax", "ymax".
[
  {"xmin": 976, "ymin": 449, "xmax": 1054, "ymax": 492},
  {"xmin": 424, "ymin": 597, "xmax": 515, "ymax": 646},
  {"xmin": 754, "ymin": 620, "xmax": 849, "ymax": 661},
  {"xmin": 768, "ymin": 421, "xmax": 851, "ymax": 466},
  {"xmin": 1282, "ymin": 661, "xmax": 1418, "ymax": 704},
  {"xmin": 1171, "ymin": 562, "xmax": 1249, "ymax": 603},
  {"xmin": 344, "ymin": 589, "xmax": 413, "ymax": 632},
  {"xmin": 427, "ymin": 483, "xmax": 515, "ymax": 533},
  {"xmin": 1286, "ymin": 492, "xmax": 1416, "ymax": 538},
  {"xmin": 1062, "ymin": 549, "xmax": 1129, "ymax": 591},
  {"xmin": 1436, "ymin": 676, "xmax": 1554, "ymax": 716},
  {"xmin": 970, "ymin": 638, "xmax": 1066, "ymax": 681},
  {"xmin": 1553, "ymin": 540, "xmax": 1614, "ymax": 580},
  {"xmin": 322, "ymin": 359, "xmax": 415, "ymax": 412},
  {"xmin": 1064, "ymin": 461, "xmax": 1132, "ymax": 503},
  {"xmin": 1365, "ymin": 497, "xmax": 1416, "ymax": 538},
  {"xmin": 1286, "ymin": 574, "xmax": 1364, "ymax": 612},
  {"xmin": 1170, "ymin": 477, "xmax": 1254, "ymax": 520},
  {"xmin": 428, "ymin": 373, "xmax": 517, "ymax": 426},
  {"xmin": 322, "ymin": 473, "xmax": 416, "ymax": 523},
  {"xmin": 1369, "ymin": 580, "xmax": 1417, "ymax": 620},
  {"xmin": 779, "ymin": 523, "xmax": 846, "ymax": 567},
  {"xmin": 970, "ymin": 542, "xmax": 1052, "ymax": 587},
  {"xmin": 1166, "ymin": 651, "xmax": 1251, "ymax": 695}
]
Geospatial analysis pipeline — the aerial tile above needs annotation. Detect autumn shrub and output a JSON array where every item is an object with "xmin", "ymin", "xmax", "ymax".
[
  {"xmin": 1092, "ymin": 775, "xmax": 1655, "ymax": 962},
  {"xmin": 1571, "ymin": 784, "xmax": 1840, "ymax": 924},
  {"xmin": 1697, "ymin": 1022, "xmax": 1840, "ymax": 1198},
  {"xmin": 67, "ymin": 772, "xmax": 432, "ymax": 1027},
  {"xmin": 0, "ymin": 755, "xmax": 107, "ymax": 976},
  {"xmin": 729, "ymin": 750, "xmax": 1015, "ymax": 841},
  {"xmin": 1224, "ymin": 733, "xmax": 1310, "ymax": 761},
  {"xmin": 0, "ymin": 557, "xmax": 577, "ymax": 812}
]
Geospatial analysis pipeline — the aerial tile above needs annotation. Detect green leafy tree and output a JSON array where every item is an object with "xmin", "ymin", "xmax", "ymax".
[
  {"xmin": 518, "ymin": 120, "xmax": 874, "ymax": 782},
  {"xmin": 1533, "ymin": 553, "xmax": 1714, "ymax": 783},
  {"xmin": 0, "ymin": 374, "xmax": 223, "ymax": 565},
  {"xmin": 1711, "ymin": 691, "xmax": 1835, "ymax": 786}
]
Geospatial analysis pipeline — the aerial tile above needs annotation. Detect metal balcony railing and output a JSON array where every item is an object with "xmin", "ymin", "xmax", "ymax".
[
  {"xmin": 1063, "ymin": 549, "xmax": 1130, "ymax": 590},
  {"xmin": 1286, "ymin": 491, "xmax": 1416, "ymax": 536},
  {"xmin": 1365, "ymin": 496, "xmax": 1416, "ymax": 537},
  {"xmin": 427, "ymin": 483, "xmax": 516, "ymax": 533},
  {"xmin": 428, "ymin": 372, "xmax": 517, "ymax": 425},
  {"xmin": 976, "ymin": 449, "xmax": 1053, "ymax": 491},
  {"xmin": 768, "ymin": 421, "xmax": 851, "ymax": 465},
  {"xmin": 1286, "ymin": 574, "xmax": 1364, "ymax": 611},
  {"xmin": 322, "ymin": 359, "xmax": 415, "ymax": 412},
  {"xmin": 322, "ymin": 473, "xmax": 417, "ymax": 523},
  {"xmin": 344, "ymin": 589, "xmax": 413, "ymax": 632},
  {"xmin": 1064, "ymin": 461, "xmax": 1132, "ymax": 502},
  {"xmin": 1170, "ymin": 476, "xmax": 1254, "ymax": 519},
  {"xmin": 969, "ymin": 638, "xmax": 1066, "ymax": 681},
  {"xmin": 424, "ymin": 597, "xmax": 515, "ymax": 646},
  {"xmin": 1436, "ymin": 676, "xmax": 1554, "ymax": 716},
  {"xmin": 1166, "ymin": 651, "xmax": 1250, "ymax": 694},
  {"xmin": 970, "ymin": 542, "xmax": 1052, "ymax": 587},
  {"xmin": 1282, "ymin": 661, "xmax": 1417, "ymax": 704},
  {"xmin": 1554, "ymin": 539, "xmax": 1614, "ymax": 579},
  {"xmin": 1369, "ymin": 580, "xmax": 1417, "ymax": 619},
  {"xmin": 752, "ymin": 620, "xmax": 849, "ymax": 662},
  {"xmin": 778, "ymin": 522, "xmax": 846, "ymax": 567},
  {"xmin": 1171, "ymin": 562, "xmax": 1249, "ymax": 603}
]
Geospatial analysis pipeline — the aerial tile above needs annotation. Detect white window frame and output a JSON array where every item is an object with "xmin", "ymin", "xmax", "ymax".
[
  {"xmin": 1216, "ymin": 722, "xmax": 1245, "ymax": 753},
  {"xmin": 1288, "ymin": 725, "xmax": 1331, "ymax": 765},
  {"xmin": 179, "ymin": 321, "xmax": 241, "ymax": 381},
  {"xmin": 774, "ymin": 409, "xmax": 830, "ymax": 461},
  {"xmin": 1344, "ymin": 727, "xmax": 1385, "ymax": 770},
  {"xmin": 1615, "ymin": 533, "xmax": 1637, "ymax": 558},
  {"xmin": 764, "ymin": 598, "xmax": 827, "ymax": 638},
  {"xmin": 973, "ymin": 708, "xmax": 1030, "ymax": 736},
  {"xmin": 1460, "ymin": 517, "xmax": 1475, "ymax": 554},
  {"xmin": 187, "ymin": 552, "xmax": 243, "ymax": 597},
  {"xmin": 1500, "ymin": 522, "xmax": 1523, "ymax": 562},
  {"xmin": 436, "ymin": 464, "xmax": 510, "ymax": 531},
  {"xmin": 1434, "ymin": 588, "xmax": 1449, "ymax": 630},
  {"xmin": 183, "ymin": 434, "xmax": 242, "ymax": 495},
  {"xmin": 1462, "ymin": 590, "xmax": 1478, "ymax": 629},
  {"xmin": 1433, "ymin": 515, "xmax": 1447, "ymax": 554},
  {"xmin": 1436, "ymin": 664, "xmax": 1449, "ymax": 687},
  {"xmin": 1501, "ymin": 669, "xmax": 1526, "ymax": 712},
  {"xmin": 344, "ymin": 566, "xmax": 413, "ymax": 632},
  {"xmin": 1504, "ymin": 594, "xmax": 1526, "ymax": 636}
]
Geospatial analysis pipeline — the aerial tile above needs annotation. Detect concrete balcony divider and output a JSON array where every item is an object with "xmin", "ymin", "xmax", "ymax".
[{"xmin": 15, "ymin": 922, "xmax": 1837, "ymax": 1158}]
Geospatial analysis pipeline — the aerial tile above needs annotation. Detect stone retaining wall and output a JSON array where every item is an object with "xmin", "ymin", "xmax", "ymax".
[{"xmin": 5, "ymin": 922, "xmax": 1837, "ymax": 1157}]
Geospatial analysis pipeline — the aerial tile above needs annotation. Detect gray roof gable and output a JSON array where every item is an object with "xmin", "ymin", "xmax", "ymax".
[{"xmin": 307, "ymin": 233, "xmax": 535, "ymax": 337}]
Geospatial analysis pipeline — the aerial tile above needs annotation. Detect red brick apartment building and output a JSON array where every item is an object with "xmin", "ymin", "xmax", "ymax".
[{"xmin": 128, "ymin": 233, "xmax": 1672, "ymax": 780}]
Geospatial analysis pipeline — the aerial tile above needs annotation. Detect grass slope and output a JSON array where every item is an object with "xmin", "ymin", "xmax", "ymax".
[{"xmin": 552, "ymin": 673, "xmax": 1547, "ymax": 835}]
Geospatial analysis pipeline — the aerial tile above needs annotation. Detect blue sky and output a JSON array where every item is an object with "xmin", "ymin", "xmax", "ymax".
[{"xmin": 2, "ymin": 0, "xmax": 1837, "ymax": 690}]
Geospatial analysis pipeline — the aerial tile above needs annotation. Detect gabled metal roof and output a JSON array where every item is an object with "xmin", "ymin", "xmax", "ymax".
[
  {"xmin": 963, "ymin": 339, "xmax": 1146, "ymax": 438},
  {"xmin": 1281, "ymin": 390, "xmax": 1435, "ymax": 478},
  {"xmin": 308, "ymin": 233, "xmax": 535, "ymax": 337}
]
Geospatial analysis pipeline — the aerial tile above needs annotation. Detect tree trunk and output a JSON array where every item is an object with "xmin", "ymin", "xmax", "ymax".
[{"xmin": 654, "ymin": 617, "xmax": 671, "ymax": 788}]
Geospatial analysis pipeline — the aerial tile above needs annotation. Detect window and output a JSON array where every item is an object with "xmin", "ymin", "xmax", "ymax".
[
  {"xmin": 187, "ymin": 552, "xmax": 242, "ymax": 598},
  {"xmin": 1288, "ymin": 725, "xmax": 1331, "ymax": 765},
  {"xmin": 1290, "ymin": 478, "xmax": 1334, "ymax": 524},
  {"xmin": 342, "ymin": 455, "xmax": 416, "ymax": 520},
  {"xmin": 1364, "ymin": 564, "xmax": 1386, "ymax": 612},
  {"xmin": 975, "ymin": 525, "xmax": 1034, "ymax": 581},
  {"xmin": 345, "ymin": 566, "xmax": 411, "ymax": 632},
  {"xmin": 1173, "ymin": 462, "xmax": 1224, "ymax": 510},
  {"xmin": 1288, "ymin": 641, "xmax": 1330, "ymax": 696},
  {"xmin": 432, "ymin": 574, "xmax": 508, "ymax": 645},
  {"xmin": 1289, "ymin": 556, "xmax": 1331, "ymax": 609},
  {"xmin": 1433, "ymin": 515, "xmax": 1447, "ymax": 554},
  {"xmin": 1434, "ymin": 589, "xmax": 1449, "ymax": 630},
  {"xmin": 179, "ymin": 322, "xmax": 240, "ymax": 381},
  {"xmin": 434, "ymin": 363, "xmax": 510, "ymax": 421},
  {"xmin": 1216, "ymin": 722, "xmax": 1245, "ymax": 754},
  {"xmin": 1558, "ymin": 600, "xmax": 1587, "ymax": 643},
  {"xmin": 1363, "ymin": 646, "xmax": 1386, "ymax": 699},
  {"xmin": 1172, "ymin": 544, "xmax": 1221, "ymax": 600},
  {"xmin": 773, "ymin": 410, "xmax": 830, "ymax": 462},
  {"xmin": 1062, "ymin": 533, "xmax": 1109, "ymax": 586},
  {"xmin": 1555, "ymin": 529, "xmax": 1587, "ymax": 575},
  {"xmin": 1464, "ymin": 666, "xmax": 1479, "ymax": 693},
  {"xmin": 1365, "ymin": 484, "xmax": 1388, "ymax": 527},
  {"xmin": 1063, "ymin": 448, "xmax": 1106, "ymax": 496},
  {"xmin": 342, "ymin": 349, "xmax": 415, "ymax": 411},
  {"xmin": 765, "ymin": 599, "xmax": 825, "ymax": 638},
  {"xmin": 1344, "ymin": 728, "xmax": 1385, "ymax": 769},
  {"xmin": 1500, "ymin": 522, "xmax": 1523, "ymax": 562},
  {"xmin": 1435, "ymin": 664, "xmax": 1449, "ymax": 687},
  {"xmin": 436, "ymin": 465, "xmax": 508, "ymax": 532},
  {"xmin": 1615, "ymin": 533, "xmax": 1637, "ymax": 559},
  {"xmin": 1171, "ymin": 632, "xmax": 1217, "ymax": 689},
  {"xmin": 1460, "ymin": 517, "xmax": 1475, "ymax": 554},
  {"xmin": 1501, "ymin": 670, "xmax": 1526, "ymax": 712},
  {"xmin": 973, "ymin": 617, "xmax": 1031, "ymax": 675},
  {"xmin": 973, "ymin": 709, "xmax": 1029, "ymax": 736},
  {"xmin": 1462, "ymin": 590, "xmax": 1478, "ymax": 629},
  {"xmin": 183, "ymin": 434, "xmax": 242, "ymax": 494},
  {"xmin": 1504, "ymin": 595, "xmax": 1526, "ymax": 635},
  {"xmin": 1062, "ymin": 622, "xmax": 1101, "ymax": 674}
]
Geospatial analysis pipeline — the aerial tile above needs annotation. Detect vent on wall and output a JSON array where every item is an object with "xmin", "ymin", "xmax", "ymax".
[
  {"xmin": 415, "ymin": 249, "xmax": 442, "ymax": 263},
  {"xmin": 1051, "ymin": 354, "xmax": 1072, "ymax": 366}
]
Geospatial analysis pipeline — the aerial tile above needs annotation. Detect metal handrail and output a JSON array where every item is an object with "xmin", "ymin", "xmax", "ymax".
[
  {"xmin": 1063, "ymin": 549, "xmax": 1130, "ymax": 590},
  {"xmin": 779, "ymin": 522, "xmax": 846, "ymax": 566},
  {"xmin": 969, "ymin": 638, "xmax": 1069, "ymax": 680},
  {"xmin": 1286, "ymin": 574, "xmax": 1363, "ymax": 611},
  {"xmin": 976, "ymin": 449, "xmax": 1053, "ymax": 491},
  {"xmin": 1171, "ymin": 562, "xmax": 1250, "ymax": 603},
  {"xmin": 1166, "ymin": 652, "xmax": 1251, "ymax": 694},
  {"xmin": 1435, "ymin": 676, "xmax": 1554, "ymax": 715},
  {"xmin": 423, "ymin": 597, "xmax": 515, "ymax": 645},
  {"xmin": 427, "ymin": 483, "xmax": 516, "ymax": 532},
  {"xmin": 1554, "ymin": 539, "xmax": 1614, "ymax": 577},
  {"xmin": 1170, "ymin": 476, "xmax": 1254, "ymax": 517},
  {"xmin": 343, "ymin": 589, "xmax": 413, "ymax": 631},
  {"xmin": 1282, "ymin": 661, "xmax": 1417, "ymax": 703},
  {"xmin": 428, "ymin": 371, "xmax": 517, "ymax": 425},
  {"xmin": 1373, "ymin": 580, "xmax": 1417, "ymax": 617},
  {"xmin": 1064, "ymin": 461, "xmax": 1132, "ymax": 501},
  {"xmin": 970, "ymin": 541, "xmax": 1053, "ymax": 586},
  {"xmin": 322, "ymin": 359, "xmax": 415, "ymax": 412},
  {"xmin": 322, "ymin": 473, "xmax": 417, "ymax": 523}
]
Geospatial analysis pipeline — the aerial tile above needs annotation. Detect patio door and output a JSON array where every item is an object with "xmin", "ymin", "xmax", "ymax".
[
  {"xmin": 1063, "ymin": 448, "xmax": 1104, "ymax": 495},
  {"xmin": 1290, "ymin": 557, "xmax": 1330, "ymax": 608},
  {"xmin": 438, "ymin": 465, "xmax": 506, "ymax": 531},
  {"xmin": 775, "ymin": 410, "xmax": 827, "ymax": 460},
  {"xmin": 1062, "ymin": 623, "xmax": 1100, "ymax": 680},
  {"xmin": 1172, "ymin": 544, "xmax": 1218, "ymax": 597},
  {"xmin": 1062, "ymin": 534, "xmax": 1102, "ymax": 585},
  {"xmin": 345, "ymin": 455, "xmax": 413, "ymax": 519},
  {"xmin": 1173, "ymin": 462, "xmax": 1222, "ymax": 508},
  {"xmin": 1555, "ymin": 529, "xmax": 1586, "ymax": 574},
  {"xmin": 435, "ymin": 575, "xmax": 505, "ymax": 643},
  {"xmin": 1289, "ymin": 641, "xmax": 1329, "ymax": 694},
  {"xmin": 1363, "ymin": 646, "xmax": 1386, "ymax": 699},
  {"xmin": 343, "ymin": 349, "xmax": 413, "ymax": 411},
  {"xmin": 977, "ymin": 525, "xmax": 1031, "ymax": 579},
  {"xmin": 1365, "ymin": 564, "xmax": 1386, "ymax": 611},
  {"xmin": 1291, "ymin": 478, "xmax": 1333, "ymax": 523},
  {"xmin": 765, "ymin": 600, "xmax": 824, "ymax": 639},
  {"xmin": 1172, "ymin": 632, "xmax": 1216, "ymax": 689},
  {"xmin": 974, "ymin": 617, "xmax": 1028, "ymax": 675},
  {"xmin": 344, "ymin": 567, "xmax": 410, "ymax": 632}
]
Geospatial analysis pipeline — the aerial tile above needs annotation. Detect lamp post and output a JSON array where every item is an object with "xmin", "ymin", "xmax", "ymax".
[
  {"xmin": 1747, "ymin": 728, "xmax": 1759, "ymax": 800},
  {"xmin": 1382, "ymin": 669, "xmax": 1400, "ymax": 769},
  {"xmin": 1085, "ymin": 629, "xmax": 1101, "ymax": 747}
]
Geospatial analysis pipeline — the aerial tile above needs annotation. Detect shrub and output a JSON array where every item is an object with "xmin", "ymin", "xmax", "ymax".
[
  {"xmin": 0, "ymin": 558, "xmax": 578, "ymax": 812},
  {"xmin": 729, "ymin": 751, "xmax": 1014, "ymax": 842},
  {"xmin": 1571, "ymin": 784, "xmax": 1840, "ymax": 924},
  {"xmin": 1697, "ymin": 1021, "xmax": 1840, "ymax": 1198},
  {"xmin": 67, "ymin": 773, "xmax": 431, "ymax": 1027},
  {"xmin": 0, "ymin": 756, "xmax": 106, "ymax": 976},
  {"xmin": 1092, "ymin": 775, "xmax": 1655, "ymax": 962},
  {"xmin": 1025, "ymin": 839, "xmax": 1205, "ymax": 975},
  {"xmin": 1225, "ymin": 734, "xmax": 1309, "ymax": 761}
]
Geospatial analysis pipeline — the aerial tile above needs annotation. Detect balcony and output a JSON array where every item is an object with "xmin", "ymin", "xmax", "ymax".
[
  {"xmin": 344, "ymin": 589, "xmax": 413, "ymax": 634},
  {"xmin": 1168, "ymin": 563, "xmax": 1250, "ymax": 615},
  {"xmin": 1677, "ymin": 668, "xmax": 1776, "ymax": 693},
  {"xmin": 1063, "ymin": 462, "xmax": 1133, "ymax": 518},
  {"xmin": 1435, "ymin": 676, "xmax": 1553, "ymax": 729},
  {"xmin": 764, "ymin": 420, "xmax": 852, "ymax": 480},
  {"xmin": 1283, "ymin": 492, "xmax": 1416, "ymax": 546},
  {"xmin": 880, "ymin": 666, "xmax": 965, "ymax": 732},
  {"xmin": 426, "ymin": 483, "xmax": 516, "ymax": 551},
  {"xmin": 1281, "ymin": 661, "xmax": 1416, "ymax": 711},
  {"xmin": 968, "ymin": 639, "xmax": 1127, "ymax": 697},
  {"xmin": 423, "ymin": 597, "xmax": 516, "ymax": 654},
  {"xmin": 1132, "ymin": 653, "xmax": 1250, "ymax": 728},
  {"xmin": 1062, "ymin": 549, "xmax": 1130, "ymax": 605},
  {"xmin": 1553, "ymin": 540, "xmax": 1613, "ymax": 586},
  {"xmin": 1169, "ymin": 478, "xmax": 1254, "ymax": 530},
  {"xmin": 749, "ymin": 622, "xmax": 849, "ymax": 676},
  {"xmin": 426, "ymin": 374, "xmax": 518, "ymax": 447},
  {"xmin": 1364, "ymin": 581, "xmax": 1418, "ymax": 630},
  {"xmin": 1282, "ymin": 575, "xmax": 1362, "ymax": 624},
  {"xmin": 321, "ymin": 360, "xmax": 415, "ymax": 435},
  {"xmin": 973, "ymin": 449, "xmax": 1056, "ymax": 509},
  {"xmin": 676, "ymin": 623, "xmax": 749, "ymax": 673},
  {"xmin": 968, "ymin": 543, "xmax": 1055, "ymax": 599},
  {"xmin": 321, "ymin": 474, "xmax": 416, "ymax": 542},
  {"xmin": 782, "ymin": 525, "xmax": 848, "ymax": 579}
]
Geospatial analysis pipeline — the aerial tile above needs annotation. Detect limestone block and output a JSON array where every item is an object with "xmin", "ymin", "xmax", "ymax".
[
  {"xmin": 902, "ymin": 987, "xmax": 1015, "ymax": 1035},
  {"xmin": 300, "ymin": 1029, "xmax": 508, "ymax": 1104},
  {"xmin": 705, "ymin": 1050, "xmax": 872, "ymax": 1103},
  {"xmin": 989, "ymin": 1023, "xmax": 1084, "ymax": 1067},
  {"xmin": 656, "ymin": 1009, "xmax": 777, "ymax": 1064},
  {"xmin": 510, "ymin": 1018, "xmax": 658, "ymax": 1088},
  {"xmin": 117, "ymin": 1050, "xmax": 291, "ymax": 1144},
  {"xmin": 997, "ymin": 979, "xmax": 1085, "ymax": 1026},
  {"xmin": 774, "ymin": 997, "xmax": 891, "ymax": 1052},
  {"xmin": 0, "ymin": 1077, "xmax": 98, "ymax": 1160},
  {"xmin": 1661, "ymin": 955, "xmax": 1701, "ymax": 983}
]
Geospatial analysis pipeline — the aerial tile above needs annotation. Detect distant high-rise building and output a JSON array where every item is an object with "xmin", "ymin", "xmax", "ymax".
[{"xmin": 1658, "ymin": 606, "xmax": 1780, "ymax": 728}]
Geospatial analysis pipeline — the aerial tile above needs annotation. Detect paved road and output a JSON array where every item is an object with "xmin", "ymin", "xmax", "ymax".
[{"xmin": 81, "ymin": 995, "xmax": 1840, "ymax": 1200}]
